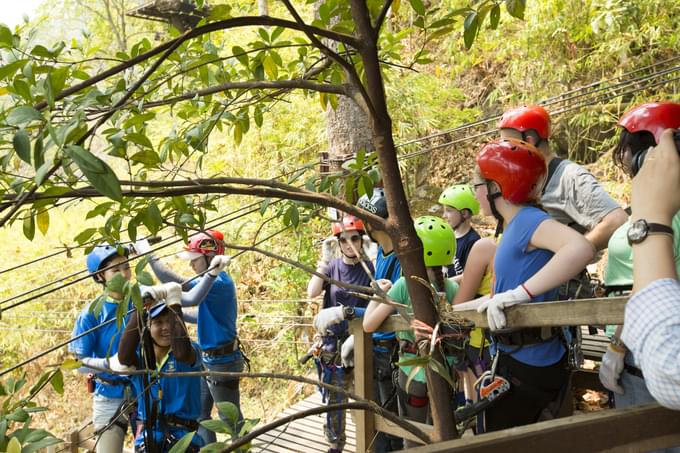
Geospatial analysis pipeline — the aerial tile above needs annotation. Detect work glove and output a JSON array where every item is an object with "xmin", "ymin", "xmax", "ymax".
[
  {"xmin": 164, "ymin": 282, "xmax": 183, "ymax": 308},
  {"xmin": 133, "ymin": 239, "xmax": 152, "ymax": 255},
  {"xmin": 208, "ymin": 255, "xmax": 231, "ymax": 277},
  {"xmin": 109, "ymin": 353, "xmax": 136, "ymax": 373},
  {"xmin": 142, "ymin": 284, "xmax": 166, "ymax": 302},
  {"xmin": 599, "ymin": 346, "xmax": 625, "ymax": 394},
  {"xmin": 313, "ymin": 306, "xmax": 345, "ymax": 334},
  {"xmin": 341, "ymin": 335, "xmax": 355, "ymax": 368},
  {"xmin": 477, "ymin": 285, "xmax": 531, "ymax": 331},
  {"xmin": 321, "ymin": 236, "xmax": 338, "ymax": 263}
]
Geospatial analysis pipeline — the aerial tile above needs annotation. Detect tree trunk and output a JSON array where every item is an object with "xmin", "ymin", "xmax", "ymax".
[{"xmin": 348, "ymin": 1, "xmax": 458, "ymax": 443}]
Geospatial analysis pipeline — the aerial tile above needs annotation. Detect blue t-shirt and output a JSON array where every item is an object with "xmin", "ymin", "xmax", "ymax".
[
  {"xmin": 131, "ymin": 343, "xmax": 204, "ymax": 450},
  {"xmin": 187, "ymin": 272, "xmax": 241, "ymax": 364},
  {"xmin": 372, "ymin": 246, "xmax": 401, "ymax": 343},
  {"xmin": 69, "ymin": 298, "xmax": 131, "ymax": 398},
  {"xmin": 322, "ymin": 258, "xmax": 374, "ymax": 337},
  {"xmin": 492, "ymin": 207, "xmax": 565, "ymax": 366},
  {"xmin": 447, "ymin": 227, "xmax": 481, "ymax": 277}
]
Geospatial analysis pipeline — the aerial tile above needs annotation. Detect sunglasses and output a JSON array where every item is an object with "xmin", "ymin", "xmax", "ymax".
[{"xmin": 338, "ymin": 235, "xmax": 362, "ymax": 244}]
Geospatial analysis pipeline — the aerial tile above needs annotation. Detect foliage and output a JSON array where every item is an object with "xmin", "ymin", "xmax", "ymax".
[
  {"xmin": 198, "ymin": 402, "xmax": 259, "ymax": 453},
  {"xmin": 0, "ymin": 372, "xmax": 63, "ymax": 453}
]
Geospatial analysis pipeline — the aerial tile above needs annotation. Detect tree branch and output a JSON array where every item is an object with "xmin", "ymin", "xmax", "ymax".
[
  {"xmin": 33, "ymin": 16, "xmax": 359, "ymax": 111},
  {"xmin": 374, "ymin": 0, "xmax": 394, "ymax": 32},
  {"xmin": 139, "ymin": 79, "xmax": 349, "ymax": 109}
]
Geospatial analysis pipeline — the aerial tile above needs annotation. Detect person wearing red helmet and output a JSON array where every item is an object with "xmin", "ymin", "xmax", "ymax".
[
  {"xmin": 134, "ymin": 230, "xmax": 239, "ymax": 445},
  {"xmin": 307, "ymin": 214, "xmax": 375, "ymax": 453},
  {"xmin": 467, "ymin": 139, "xmax": 594, "ymax": 431},
  {"xmin": 599, "ymin": 103, "xmax": 680, "ymax": 446},
  {"xmin": 499, "ymin": 105, "xmax": 626, "ymax": 252}
]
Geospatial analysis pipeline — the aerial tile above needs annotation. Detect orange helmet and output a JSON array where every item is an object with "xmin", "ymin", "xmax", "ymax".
[
  {"xmin": 499, "ymin": 105, "xmax": 551, "ymax": 140},
  {"xmin": 476, "ymin": 139, "xmax": 547, "ymax": 204},
  {"xmin": 331, "ymin": 215, "xmax": 365, "ymax": 236}
]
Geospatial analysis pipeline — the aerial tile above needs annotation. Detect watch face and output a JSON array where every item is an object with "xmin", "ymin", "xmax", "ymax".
[{"xmin": 627, "ymin": 219, "xmax": 648, "ymax": 244}]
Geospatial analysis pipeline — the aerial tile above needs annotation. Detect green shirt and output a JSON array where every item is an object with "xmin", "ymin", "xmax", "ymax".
[
  {"xmin": 387, "ymin": 276, "xmax": 459, "ymax": 383},
  {"xmin": 604, "ymin": 211, "xmax": 680, "ymax": 287}
]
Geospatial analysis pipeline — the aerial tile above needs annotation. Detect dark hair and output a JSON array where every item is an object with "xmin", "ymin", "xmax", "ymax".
[{"xmin": 614, "ymin": 129, "xmax": 656, "ymax": 170}]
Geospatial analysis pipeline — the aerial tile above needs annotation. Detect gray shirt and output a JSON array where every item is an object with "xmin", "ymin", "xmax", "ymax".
[{"xmin": 541, "ymin": 159, "xmax": 620, "ymax": 232}]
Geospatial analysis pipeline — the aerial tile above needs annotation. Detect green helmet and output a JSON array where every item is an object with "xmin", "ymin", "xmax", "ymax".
[
  {"xmin": 414, "ymin": 216, "xmax": 456, "ymax": 267},
  {"xmin": 438, "ymin": 185, "xmax": 480, "ymax": 216}
]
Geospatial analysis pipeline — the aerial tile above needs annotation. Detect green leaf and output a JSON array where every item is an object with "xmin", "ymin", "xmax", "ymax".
[
  {"xmin": 263, "ymin": 55, "xmax": 277, "ymax": 79},
  {"xmin": 0, "ymin": 60, "xmax": 27, "ymax": 80},
  {"xmin": 7, "ymin": 408, "xmax": 29, "ymax": 422},
  {"xmin": 408, "ymin": 0, "xmax": 425, "ymax": 16},
  {"xmin": 254, "ymin": 106, "xmax": 263, "ymax": 128},
  {"xmin": 232, "ymin": 46, "xmax": 248, "ymax": 67},
  {"xmin": 65, "ymin": 145, "xmax": 122, "ymax": 201},
  {"xmin": 405, "ymin": 363, "xmax": 423, "ymax": 395},
  {"xmin": 6, "ymin": 106, "xmax": 43, "ymax": 126},
  {"xmin": 49, "ymin": 369, "xmax": 64, "ymax": 395},
  {"xmin": 60, "ymin": 358, "xmax": 82, "ymax": 370},
  {"xmin": 125, "ymin": 132, "xmax": 154, "ymax": 149},
  {"xmin": 490, "ymin": 4, "xmax": 501, "ymax": 29},
  {"xmin": 167, "ymin": 432, "xmax": 195, "ymax": 453},
  {"xmin": 396, "ymin": 356, "xmax": 430, "ymax": 367},
  {"xmin": 6, "ymin": 437, "xmax": 21, "ymax": 453},
  {"xmin": 233, "ymin": 122, "xmax": 243, "ymax": 146},
  {"xmin": 130, "ymin": 283, "xmax": 143, "ymax": 312},
  {"xmin": 0, "ymin": 25, "xmax": 13, "ymax": 47},
  {"xmin": 358, "ymin": 174, "xmax": 374, "ymax": 199},
  {"xmin": 33, "ymin": 137, "xmax": 44, "ymax": 169},
  {"xmin": 429, "ymin": 358, "xmax": 456, "ymax": 388},
  {"xmin": 106, "ymin": 273, "xmax": 127, "ymax": 294},
  {"xmin": 36, "ymin": 209, "xmax": 49, "ymax": 235},
  {"xmin": 259, "ymin": 197, "xmax": 271, "ymax": 215},
  {"xmin": 74, "ymin": 228, "xmax": 97, "ymax": 244},
  {"xmin": 29, "ymin": 371, "xmax": 53, "ymax": 396},
  {"xmin": 505, "ymin": 0, "xmax": 526, "ymax": 19},
  {"xmin": 208, "ymin": 4, "xmax": 232, "ymax": 21},
  {"xmin": 122, "ymin": 112, "xmax": 156, "ymax": 129},
  {"xmin": 21, "ymin": 437, "xmax": 62, "ymax": 453},
  {"xmin": 463, "ymin": 12, "xmax": 479, "ymax": 50},
  {"xmin": 130, "ymin": 150, "xmax": 160, "ymax": 167},
  {"xmin": 136, "ymin": 271, "xmax": 154, "ymax": 286},
  {"xmin": 215, "ymin": 401, "xmax": 240, "ymax": 424},
  {"xmin": 86, "ymin": 202, "xmax": 114, "ymax": 220},
  {"xmin": 23, "ymin": 210, "xmax": 35, "ymax": 240},
  {"xmin": 199, "ymin": 419, "xmax": 232, "ymax": 434},
  {"xmin": 13, "ymin": 130, "xmax": 31, "ymax": 164}
]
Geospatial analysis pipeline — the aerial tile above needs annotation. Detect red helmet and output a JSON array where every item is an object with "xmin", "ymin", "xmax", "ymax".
[
  {"xmin": 331, "ymin": 215, "xmax": 365, "ymax": 236},
  {"xmin": 178, "ymin": 229, "xmax": 225, "ymax": 260},
  {"xmin": 499, "ymin": 105, "xmax": 551, "ymax": 140},
  {"xmin": 476, "ymin": 139, "xmax": 547, "ymax": 204},
  {"xmin": 618, "ymin": 102, "xmax": 680, "ymax": 144}
]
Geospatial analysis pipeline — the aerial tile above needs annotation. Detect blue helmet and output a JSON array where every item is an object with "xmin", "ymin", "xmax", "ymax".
[
  {"xmin": 149, "ymin": 302, "xmax": 169, "ymax": 319},
  {"xmin": 86, "ymin": 244, "xmax": 129, "ymax": 282}
]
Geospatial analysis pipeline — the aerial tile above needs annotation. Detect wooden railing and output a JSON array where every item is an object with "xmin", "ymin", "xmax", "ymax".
[{"xmin": 349, "ymin": 296, "xmax": 680, "ymax": 452}]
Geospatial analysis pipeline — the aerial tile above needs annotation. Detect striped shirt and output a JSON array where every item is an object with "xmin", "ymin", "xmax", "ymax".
[{"xmin": 621, "ymin": 278, "xmax": 680, "ymax": 409}]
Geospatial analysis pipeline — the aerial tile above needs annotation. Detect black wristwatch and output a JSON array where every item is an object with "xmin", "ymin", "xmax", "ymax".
[
  {"xmin": 627, "ymin": 219, "xmax": 673, "ymax": 245},
  {"xmin": 343, "ymin": 306, "xmax": 356, "ymax": 320}
]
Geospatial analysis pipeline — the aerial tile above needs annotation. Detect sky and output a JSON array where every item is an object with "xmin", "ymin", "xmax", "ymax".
[{"xmin": 4, "ymin": 0, "xmax": 46, "ymax": 28}]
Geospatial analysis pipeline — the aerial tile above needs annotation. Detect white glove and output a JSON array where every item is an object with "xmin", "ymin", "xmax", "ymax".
[
  {"xmin": 208, "ymin": 255, "xmax": 231, "ymax": 276},
  {"xmin": 599, "ymin": 346, "xmax": 625, "ymax": 394},
  {"xmin": 164, "ymin": 282, "xmax": 183, "ymax": 307},
  {"xmin": 321, "ymin": 236, "xmax": 338, "ymax": 263},
  {"xmin": 133, "ymin": 239, "xmax": 152, "ymax": 255},
  {"xmin": 477, "ymin": 285, "xmax": 531, "ymax": 331},
  {"xmin": 341, "ymin": 335, "xmax": 355, "ymax": 368},
  {"xmin": 313, "ymin": 306, "xmax": 345, "ymax": 334},
  {"xmin": 142, "ymin": 284, "xmax": 167, "ymax": 302},
  {"xmin": 109, "ymin": 353, "xmax": 136, "ymax": 373}
]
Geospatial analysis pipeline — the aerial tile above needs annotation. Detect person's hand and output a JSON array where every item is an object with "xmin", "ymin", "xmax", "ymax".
[
  {"xmin": 599, "ymin": 346, "xmax": 625, "ymax": 394},
  {"xmin": 142, "ymin": 284, "xmax": 166, "ymax": 302},
  {"xmin": 632, "ymin": 129, "xmax": 680, "ymax": 224},
  {"xmin": 133, "ymin": 239, "xmax": 152, "ymax": 255},
  {"xmin": 313, "ymin": 306, "xmax": 345, "ymax": 334},
  {"xmin": 208, "ymin": 255, "xmax": 231, "ymax": 276},
  {"xmin": 341, "ymin": 335, "xmax": 354, "ymax": 368},
  {"xmin": 321, "ymin": 236, "xmax": 338, "ymax": 263},
  {"xmin": 109, "ymin": 353, "xmax": 136, "ymax": 373},
  {"xmin": 477, "ymin": 285, "xmax": 531, "ymax": 331},
  {"xmin": 373, "ymin": 278, "xmax": 393, "ymax": 294},
  {"xmin": 164, "ymin": 282, "xmax": 182, "ymax": 307}
]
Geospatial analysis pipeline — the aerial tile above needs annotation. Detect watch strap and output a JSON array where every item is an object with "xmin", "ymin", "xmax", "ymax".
[{"xmin": 647, "ymin": 222, "xmax": 674, "ymax": 236}]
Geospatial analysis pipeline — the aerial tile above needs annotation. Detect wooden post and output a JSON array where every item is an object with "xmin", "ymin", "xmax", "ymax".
[
  {"xmin": 69, "ymin": 428, "xmax": 80, "ymax": 453},
  {"xmin": 352, "ymin": 319, "xmax": 375, "ymax": 453}
]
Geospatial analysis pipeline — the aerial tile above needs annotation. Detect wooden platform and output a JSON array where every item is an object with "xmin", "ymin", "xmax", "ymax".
[{"xmin": 252, "ymin": 392, "xmax": 357, "ymax": 453}]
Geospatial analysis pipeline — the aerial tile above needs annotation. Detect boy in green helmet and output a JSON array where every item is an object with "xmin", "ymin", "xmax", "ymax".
[{"xmin": 439, "ymin": 185, "xmax": 481, "ymax": 277}]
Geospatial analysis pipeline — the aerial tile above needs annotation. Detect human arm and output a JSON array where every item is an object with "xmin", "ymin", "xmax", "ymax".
[
  {"xmin": 182, "ymin": 307, "xmax": 198, "ymax": 324},
  {"xmin": 180, "ymin": 256, "xmax": 230, "ymax": 306},
  {"xmin": 453, "ymin": 238, "xmax": 496, "ymax": 304},
  {"xmin": 630, "ymin": 129, "xmax": 680, "ymax": 289},
  {"xmin": 585, "ymin": 207, "xmax": 628, "ymax": 251},
  {"xmin": 362, "ymin": 279, "xmax": 401, "ymax": 332},
  {"xmin": 117, "ymin": 310, "xmax": 143, "ymax": 368}
]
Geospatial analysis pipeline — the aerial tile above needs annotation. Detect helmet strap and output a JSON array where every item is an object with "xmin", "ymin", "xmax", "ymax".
[{"xmin": 486, "ymin": 185, "xmax": 504, "ymax": 238}]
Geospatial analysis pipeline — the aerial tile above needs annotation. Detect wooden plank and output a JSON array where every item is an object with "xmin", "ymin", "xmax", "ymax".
[
  {"xmin": 402, "ymin": 403, "xmax": 680, "ymax": 453},
  {"xmin": 351, "ymin": 321, "xmax": 375, "ymax": 453},
  {"xmin": 380, "ymin": 297, "xmax": 627, "ymax": 331},
  {"xmin": 374, "ymin": 415, "xmax": 433, "ymax": 444}
]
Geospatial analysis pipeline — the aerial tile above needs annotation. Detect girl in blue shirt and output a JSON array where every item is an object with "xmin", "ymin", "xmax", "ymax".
[{"xmin": 471, "ymin": 139, "xmax": 594, "ymax": 431}]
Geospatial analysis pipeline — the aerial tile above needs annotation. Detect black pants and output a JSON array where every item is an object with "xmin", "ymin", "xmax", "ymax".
[{"xmin": 485, "ymin": 352, "xmax": 569, "ymax": 432}]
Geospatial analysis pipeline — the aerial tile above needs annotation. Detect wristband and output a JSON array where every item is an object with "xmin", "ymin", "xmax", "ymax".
[{"xmin": 521, "ymin": 283, "xmax": 535, "ymax": 299}]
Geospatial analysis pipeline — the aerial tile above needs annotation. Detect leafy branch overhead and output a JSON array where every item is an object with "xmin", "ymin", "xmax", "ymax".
[{"xmin": 0, "ymin": 0, "xmax": 518, "ymax": 243}]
